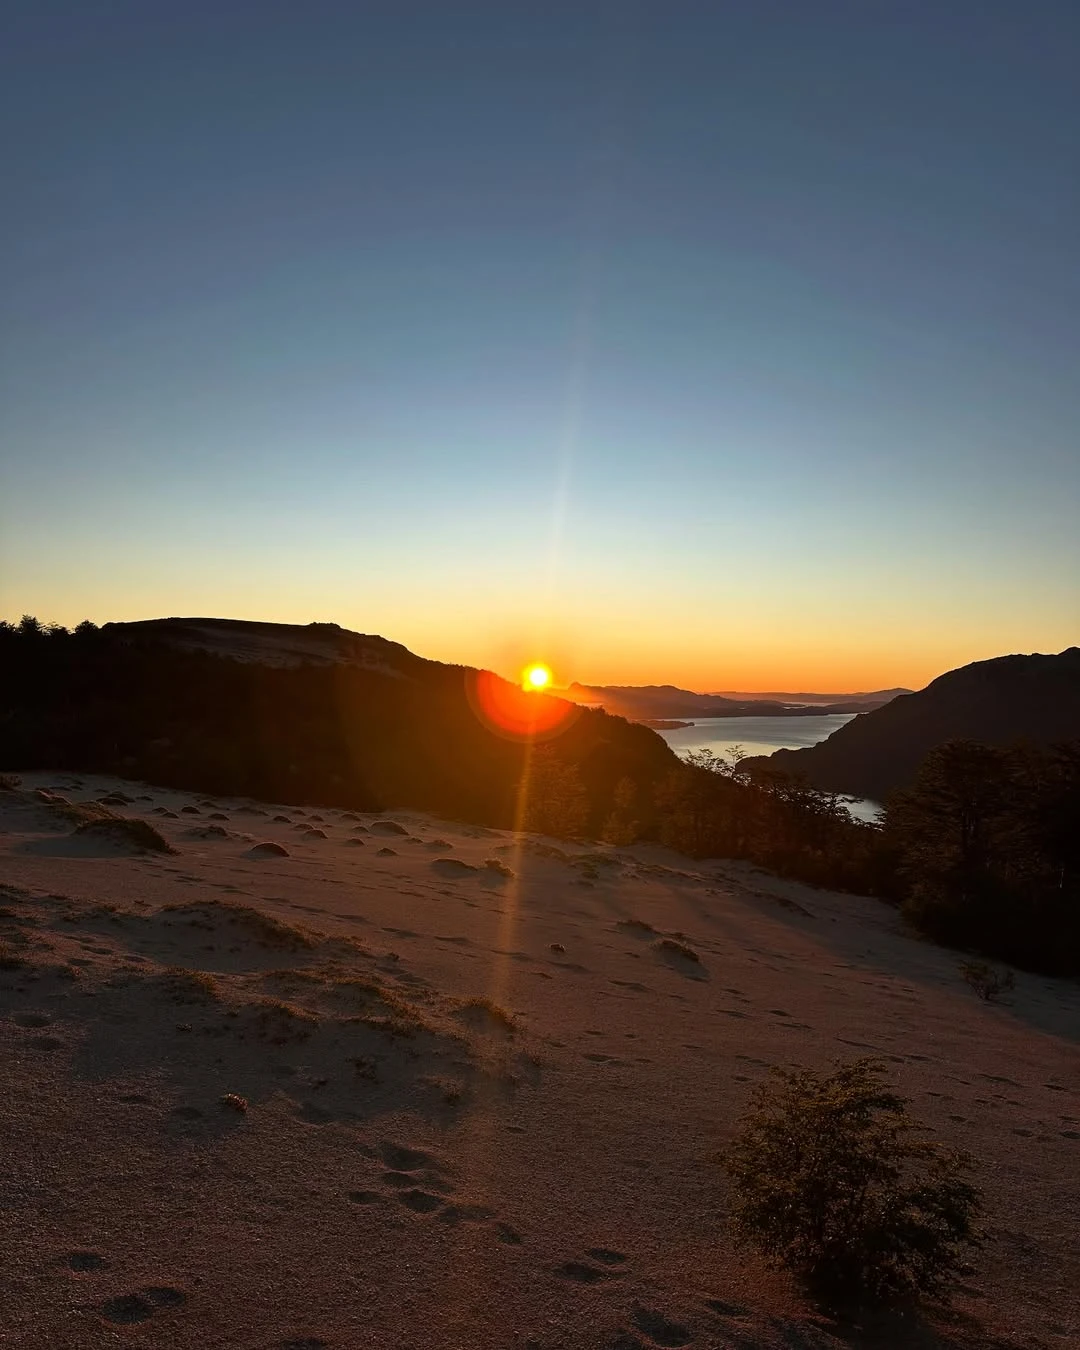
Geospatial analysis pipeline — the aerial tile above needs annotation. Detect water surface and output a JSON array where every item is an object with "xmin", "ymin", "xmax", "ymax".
[{"xmin": 657, "ymin": 714, "xmax": 882, "ymax": 823}]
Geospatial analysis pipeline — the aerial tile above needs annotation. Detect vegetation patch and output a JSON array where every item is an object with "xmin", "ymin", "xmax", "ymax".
[
  {"xmin": 725, "ymin": 1058, "xmax": 981, "ymax": 1305},
  {"xmin": 959, "ymin": 960, "xmax": 1015, "ymax": 1003}
]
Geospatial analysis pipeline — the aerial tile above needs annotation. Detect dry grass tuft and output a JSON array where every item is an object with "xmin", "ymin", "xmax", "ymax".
[{"xmin": 960, "ymin": 960, "xmax": 1015, "ymax": 1003}]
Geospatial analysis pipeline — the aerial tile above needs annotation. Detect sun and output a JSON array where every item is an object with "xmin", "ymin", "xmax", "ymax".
[{"xmin": 523, "ymin": 663, "xmax": 552, "ymax": 691}]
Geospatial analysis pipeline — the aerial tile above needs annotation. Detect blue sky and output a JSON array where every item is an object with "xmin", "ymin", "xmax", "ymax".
[{"xmin": 2, "ymin": 1, "xmax": 1077, "ymax": 689}]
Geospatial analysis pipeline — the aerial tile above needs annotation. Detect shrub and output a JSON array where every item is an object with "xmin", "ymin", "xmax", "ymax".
[
  {"xmin": 959, "ymin": 960, "xmax": 1015, "ymax": 1003},
  {"xmin": 724, "ymin": 1058, "xmax": 981, "ymax": 1304}
]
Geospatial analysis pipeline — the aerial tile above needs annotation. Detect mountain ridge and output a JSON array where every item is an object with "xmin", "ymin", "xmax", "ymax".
[{"xmin": 745, "ymin": 647, "xmax": 1080, "ymax": 800}]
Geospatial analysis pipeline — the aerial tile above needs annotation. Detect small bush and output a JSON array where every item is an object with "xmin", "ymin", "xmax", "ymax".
[
  {"xmin": 724, "ymin": 1058, "xmax": 981, "ymax": 1305},
  {"xmin": 959, "ymin": 960, "xmax": 1015, "ymax": 1003}
]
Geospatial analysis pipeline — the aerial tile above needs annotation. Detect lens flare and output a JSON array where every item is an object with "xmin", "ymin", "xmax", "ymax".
[{"xmin": 466, "ymin": 668, "xmax": 578, "ymax": 741}]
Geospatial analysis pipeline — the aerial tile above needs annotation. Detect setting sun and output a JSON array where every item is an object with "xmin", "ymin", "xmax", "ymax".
[{"xmin": 524, "ymin": 663, "xmax": 552, "ymax": 691}]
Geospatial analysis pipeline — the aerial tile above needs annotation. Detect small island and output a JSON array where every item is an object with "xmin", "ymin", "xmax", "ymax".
[{"xmin": 637, "ymin": 718, "xmax": 694, "ymax": 730}]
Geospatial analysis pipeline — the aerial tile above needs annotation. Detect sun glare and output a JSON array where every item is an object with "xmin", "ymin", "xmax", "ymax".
[{"xmin": 524, "ymin": 663, "xmax": 552, "ymax": 691}]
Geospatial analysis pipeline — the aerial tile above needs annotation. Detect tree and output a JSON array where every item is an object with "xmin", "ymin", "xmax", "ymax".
[
  {"xmin": 887, "ymin": 740, "xmax": 1080, "ymax": 972},
  {"xmin": 725, "ymin": 1058, "xmax": 981, "ymax": 1304},
  {"xmin": 602, "ymin": 775, "xmax": 639, "ymax": 846},
  {"xmin": 520, "ymin": 746, "xmax": 589, "ymax": 839}
]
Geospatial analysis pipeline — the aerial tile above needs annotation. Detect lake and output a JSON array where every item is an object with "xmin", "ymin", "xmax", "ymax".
[{"xmin": 656, "ymin": 714, "xmax": 883, "ymax": 822}]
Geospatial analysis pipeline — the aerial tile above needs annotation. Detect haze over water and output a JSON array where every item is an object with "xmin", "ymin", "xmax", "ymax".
[
  {"xmin": 658, "ymin": 713, "xmax": 857, "ymax": 763},
  {"xmin": 659, "ymin": 714, "xmax": 883, "ymax": 822}
]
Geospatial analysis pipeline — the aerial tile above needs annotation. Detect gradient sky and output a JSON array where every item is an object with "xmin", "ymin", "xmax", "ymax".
[{"xmin": 3, "ymin": 1, "xmax": 1078, "ymax": 692}]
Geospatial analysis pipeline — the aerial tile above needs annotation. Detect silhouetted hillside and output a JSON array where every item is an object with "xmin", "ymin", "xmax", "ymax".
[
  {"xmin": 0, "ymin": 617, "xmax": 677, "ymax": 833},
  {"xmin": 749, "ymin": 648, "xmax": 1080, "ymax": 800}
]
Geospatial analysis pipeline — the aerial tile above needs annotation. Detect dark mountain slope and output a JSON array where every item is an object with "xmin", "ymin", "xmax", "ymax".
[
  {"xmin": 750, "ymin": 648, "xmax": 1080, "ymax": 800},
  {"xmin": 0, "ymin": 618, "xmax": 677, "ymax": 832}
]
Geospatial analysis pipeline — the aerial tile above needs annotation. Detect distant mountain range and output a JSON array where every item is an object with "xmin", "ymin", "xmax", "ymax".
[
  {"xmin": 709, "ymin": 688, "xmax": 911, "ymax": 706},
  {"xmin": 558, "ymin": 683, "xmax": 905, "ymax": 721},
  {"xmin": 747, "ymin": 647, "xmax": 1080, "ymax": 801}
]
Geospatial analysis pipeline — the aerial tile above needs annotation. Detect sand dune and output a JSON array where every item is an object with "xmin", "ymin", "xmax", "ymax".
[{"xmin": 1, "ymin": 771, "xmax": 1077, "ymax": 1349}]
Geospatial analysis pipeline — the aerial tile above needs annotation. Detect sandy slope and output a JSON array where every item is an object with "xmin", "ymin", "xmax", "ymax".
[{"xmin": 1, "ymin": 772, "xmax": 1077, "ymax": 1350}]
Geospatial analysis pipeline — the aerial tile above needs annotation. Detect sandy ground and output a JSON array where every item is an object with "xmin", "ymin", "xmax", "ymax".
[{"xmin": 1, "ymin": 771, "xmax": 1077, "ymax": 1350}]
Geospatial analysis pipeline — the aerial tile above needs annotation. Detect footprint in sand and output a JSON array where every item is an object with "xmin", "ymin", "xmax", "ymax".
[
  {"xmin": 704, "ymin": 1297, "xmax": 747, "ymax": 1318},
  {"xmin": 438, "ymin": 1203, "xmax": 497, "ymax": 1225},
  {"xmin": 101, "ymin": 1286, "xmax": 187, "ymax": 1324},
  {"xmin": 630, "ymin": 1304, "xmax": 693, "ymax": 1346},
  {"xmin": 380, "ymin": 1171, "xmax": 416, "ymax": 1188},
  {"xmin": 68, "ymin": 1251, "xmax": 106, "ymax": 1271},
  {"xmin": 296, "ymin": 1102, "xmax": 334, "ymax": 1125},
  {"xmin": 398, "ymin": 1188, "xmax": 443, "ymax": 1214},
  {"xmin": 347, "ymin": 1190, "xmax": 382, "ymax": 1206},
  {"xmin": 29, "ymin": 1035, "xmax": 65, "ymax": 1053},
  {"xmin": 554, "ymin": 1261, "xmax": 616, "ymax": 1284},
  {"xmin": 12, "ymin": 1011, "xmax": 51, "ymax": 1027},
  {"xmin": 587, "ymin": 1248, "xmax": 627, "ymax": 1266},
  {"xmin": 380, "ymin": 1142, "xmax": 431, "ymax": 1171}
]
